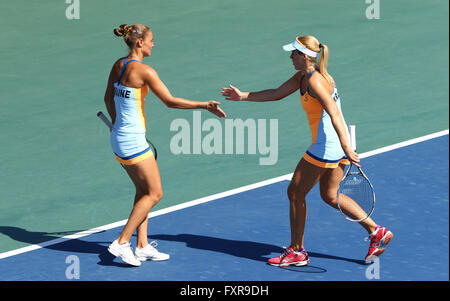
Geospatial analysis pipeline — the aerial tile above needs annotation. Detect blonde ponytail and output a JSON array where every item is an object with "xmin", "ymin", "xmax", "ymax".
[
  {"xmin": 318, "ymin": 43, "xmax": 335, "ymax": 87},
  {"xmin": 297, "ymin": 36, "xmax": 335, "ymax": 87}
]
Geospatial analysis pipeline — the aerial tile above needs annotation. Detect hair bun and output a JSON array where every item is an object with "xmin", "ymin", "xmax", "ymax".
[
  {"xmin": 113, "ymin": 28, "xmax": 123, "ymax": 37},
  {"xmin": 113, "ymin": 24, "xmax": 129, "ymax": 37}
]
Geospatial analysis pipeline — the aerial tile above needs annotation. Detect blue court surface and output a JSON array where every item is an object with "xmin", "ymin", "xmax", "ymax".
[{"xmin": 0, "ymin": 135, "xmax": 448, "ymax": 281}]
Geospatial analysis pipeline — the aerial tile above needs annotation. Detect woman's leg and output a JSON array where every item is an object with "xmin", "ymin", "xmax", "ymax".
[
  {"xmin": 319, "ymin": 163, "xmax": 393, "ymax": 263},
  {"xmin": 288, "ymin": 158, "xmax": 327, "ymax": 251},
  {"xmin": 319, "ymin": 163, "xmax": 377, "ymax": 234},
  {"xmin": 123, "ymin": 161, "xmax": 159, "ymax": 249},
  {"xmin": 117, "ymin": 155, "xmax": 163, "ymax": 245},
  {"xmin": 130, "ymin": 187, "xmax": 150, "ymax": 249}
]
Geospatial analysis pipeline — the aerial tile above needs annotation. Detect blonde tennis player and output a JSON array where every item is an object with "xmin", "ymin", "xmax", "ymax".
[
  {"xmin": 221, "ymin": 35, "xmax": 393, "ymax": 266},
  {"xmin": 104, "ymin": 24, "xmax": 226, "ymax": 266}
]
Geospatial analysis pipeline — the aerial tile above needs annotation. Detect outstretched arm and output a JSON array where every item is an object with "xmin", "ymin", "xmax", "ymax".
[
  {"xmin": 221, "ymin": 72, "xmax": 301, "ymax": 102},
  {"xmin": 143, "ymin": 66, "xmax": 226, "ymax": 118}
]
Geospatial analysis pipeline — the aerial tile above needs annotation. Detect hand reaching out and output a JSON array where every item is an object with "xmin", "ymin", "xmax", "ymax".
[
  {"xmin": 206, "ymin": 101, "xmax": 227, "ymax": 118},
  {"xmin": 221, "ymin": 84, "xmax": 245, "ymax": 101}
]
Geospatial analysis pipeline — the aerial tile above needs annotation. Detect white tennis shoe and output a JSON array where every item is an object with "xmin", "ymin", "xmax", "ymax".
[
  {"xmin": 135, "ymin": 241, "xmax": 170, "ymax": 262},
  {"xmin": 108, "ymin": 240, "xmax": 142, "ymax": 267}
]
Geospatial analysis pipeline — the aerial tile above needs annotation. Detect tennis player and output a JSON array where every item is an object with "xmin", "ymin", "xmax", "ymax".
[
  {"xmin": 221, "ymin": 35, "xmax": 393, "ymax": 266},
  {"xmin": 104, "ymin": 24, "xmax": 226, "ymax": 266}
]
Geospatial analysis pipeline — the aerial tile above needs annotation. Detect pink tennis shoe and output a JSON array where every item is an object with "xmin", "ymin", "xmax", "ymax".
[
  {"xmin": 268, "ymin": 247, "xmax": 309, "ymax": 267},
  {"xmin": 365, "ymin": 225, "xmax": 394, "ymax": 264}
]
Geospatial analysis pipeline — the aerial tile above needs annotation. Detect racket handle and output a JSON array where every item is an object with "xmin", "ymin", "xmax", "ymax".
[
  {"xmin": 348, "ymin": 125, "xmax": 356, "ymax": 151},
  {"xmin": 97, "ymin": 111, "xmax": 113, "ymax": 130}
]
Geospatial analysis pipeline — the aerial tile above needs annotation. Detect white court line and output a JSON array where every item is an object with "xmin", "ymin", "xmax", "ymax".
[
  {"xmin": 359, "ymin": 129, "xmax": 449, "ymax": 159},
  {"xmin": 0, "ymin": 129, "xmax": 448, "ymax": 260}
]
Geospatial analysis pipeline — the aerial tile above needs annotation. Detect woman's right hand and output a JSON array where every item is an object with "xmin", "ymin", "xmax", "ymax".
[
  {"xmin": 221, "ymin": 84, "xmax": 246, "ymax": 101},
  {"xmin": 343, "ymin": 146, "xmax": 360, "ymax": 167},
  {"xmin": 206, "ymin": 101, "xmax": 227, "ymax": 118}
]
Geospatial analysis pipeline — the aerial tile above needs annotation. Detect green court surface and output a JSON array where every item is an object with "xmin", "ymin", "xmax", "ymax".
[{"xmin": 0, "ymin": 0, "xmax": 448, "ymax": 253}]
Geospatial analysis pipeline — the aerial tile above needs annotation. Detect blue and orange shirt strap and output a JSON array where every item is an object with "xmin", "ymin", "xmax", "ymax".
[{"xmin": 117, "ymin": 57, "xmax": 140, "ymax": 85}]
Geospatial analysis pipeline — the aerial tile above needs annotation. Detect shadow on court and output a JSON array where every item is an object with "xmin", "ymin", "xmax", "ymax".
[
  {"xmin": 0, "ymin": 226, "xmax": 131, "ymax": 268},
  {"xmin": 150, "ymin": 233, "xmax": 365, "ymax": 267},
  {"xmin": 0, "ymin": 227, "xmax": 365, "ymax": 273},
  {"xmin": 0, "ymin": 226, "xmax": 84, "ymax": 245},
  {"xmin": 151, "ymin": 233, "xmax": 283, "ymax": 263}
]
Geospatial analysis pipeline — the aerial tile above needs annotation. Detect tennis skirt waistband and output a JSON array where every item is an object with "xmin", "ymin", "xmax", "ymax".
[
  {"xmin": 115, "ymin": 146, "xmax": 154, "ymax": 165},
  {"xmin": 303, "ymin": 151, "xmax": 350, "ymax": 168}
]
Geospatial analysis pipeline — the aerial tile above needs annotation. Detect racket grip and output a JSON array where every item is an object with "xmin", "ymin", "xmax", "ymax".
[
  {"xmin": 97, "ymin": 111, "xmax": 113, "ymax": 130},
  {"xmin": 348, "ymin": 125, "xmax": 356, "ymax": 151}
]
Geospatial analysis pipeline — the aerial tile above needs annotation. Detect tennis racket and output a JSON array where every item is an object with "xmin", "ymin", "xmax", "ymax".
[
  {"xmin": 96, "ymin": 111, "xmax": 158, "ymax": 160},
  {"xmin": 337, "ymin": 125, "xmax": 375, "ymax": 222}
]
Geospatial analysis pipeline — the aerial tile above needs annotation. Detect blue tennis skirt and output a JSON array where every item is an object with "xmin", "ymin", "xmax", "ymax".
[{"xmin": 110, "ymin": 130, "xmax": 153, "ymax": 165}]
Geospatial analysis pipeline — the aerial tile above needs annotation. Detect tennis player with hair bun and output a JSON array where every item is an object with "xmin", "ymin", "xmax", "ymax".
[
  {"xmin": 104, "ymin": 24, "xmax": 226, "ymax": 266},
  {"xmin": 222, "ymin": 35, "xmax": 393, "ymax": 267}
]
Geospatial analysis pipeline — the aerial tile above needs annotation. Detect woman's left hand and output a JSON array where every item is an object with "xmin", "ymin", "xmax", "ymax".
[{"xmin": 206, "ymin": 101, "xmax": 227, "ymax": 118}]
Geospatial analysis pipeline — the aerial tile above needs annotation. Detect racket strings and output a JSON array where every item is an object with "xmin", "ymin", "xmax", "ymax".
[{"xmin": 338, "ymin": 173, "xmax": 374, "ymax": 221}]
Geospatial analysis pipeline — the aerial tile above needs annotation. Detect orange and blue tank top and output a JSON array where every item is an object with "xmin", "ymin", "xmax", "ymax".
[
  {"xmin": 110, "ymin": 57, "xmax": 153, "ymax": 165},
  {"xmin": 300, "ymin": 70, "xmax": 350, "ymax": 168},
  {"xmin": 112, "ymin": 57, "xmax": 149, "ymax": 134}
]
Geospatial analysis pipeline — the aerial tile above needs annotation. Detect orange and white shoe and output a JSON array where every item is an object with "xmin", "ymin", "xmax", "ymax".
[
  {"xmin": 268, "ymin": 247, "xmax": 309, "ymax": 267},
  {"xmin": 365, "ymin": 225, "xmax": 394, "ymax": 264}
]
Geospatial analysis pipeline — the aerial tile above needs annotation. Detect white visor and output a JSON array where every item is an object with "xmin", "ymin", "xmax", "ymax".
[{"xmin": 282, "ymin": 39, "xmax": 319, "ymax": 58}]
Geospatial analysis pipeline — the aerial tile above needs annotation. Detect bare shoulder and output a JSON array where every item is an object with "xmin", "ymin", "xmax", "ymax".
[
  {"xmin": 308, "ymin": 71, "xmax": 334, "ymax": 94},
  {"xmin": 141, "ymin": 64, "xmax": 156, "ymax": 73},
  {"xmin": 112, "ymin": 57, "xmax": 125, "ymax": 70},
  {"xmin": 140, "ymin": 64, "xmax": 159, "ymax": 79},
  {"xmin": 137, "ymin": 64, "xmax": 162, "ymax": 88},
  {"xmin": 107, "ymin": 58, "xmax": 125, "ymax": 83},
  {"xmin": 308, "ymin": 70, "xmax": 329, "ymax": 86},
  {"xmin": 109, "ymin": 57, "xmax": 125, "ymax": 77}
]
